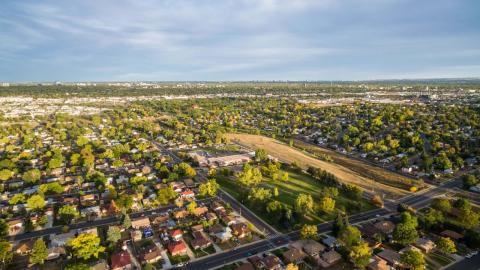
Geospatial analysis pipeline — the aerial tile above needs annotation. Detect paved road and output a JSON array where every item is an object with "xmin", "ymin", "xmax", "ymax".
[
  {"xmin": 445, "ymin": 253, "xmax": 480, "ymax": 270},
  {"xmin": 185, "ymin": 208, "xmax": 390, "ymax": 270}
]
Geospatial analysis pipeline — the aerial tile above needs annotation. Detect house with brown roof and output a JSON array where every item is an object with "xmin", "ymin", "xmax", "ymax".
[
  {"xmin": 138, "ymin": 244, "xmax": 163, "ymax": 264},
  {"xmin": 131, "ymin": 217, "xmax": 151, "ymax": 229},
  {"xmin": 263, "ymin": 255, "xmax": 282, "ymax": 270},
  {"xmin": 302, "ymin": 240, "xmax": 326, "ymax": 257},
  {"xmin": 377, "ymin": 249, "xmax": 401, "ymax": 267},
  {"xmin": 190, "ymin": 231, "xmax": 213, "ymax": 250},
  {"xmin": 209, "ymin": 224, "xmax": 232, "ymax": 242},
  {"xmin": 168, "ymin": 241, "xmax": 187, "ymax": 256},
  {"xmin": 111, "ymin": 251, "xmax": 132, "ymax": 270},
  {"xmin": 441, "ymin": 230, "xmax": 464, "ymax": 240},
  {"xmin": 174, "ymin": 209, "xmax": 189, "ymax": 220},
  {"xmin": 367, "ymin": 256, "xmax": 390, "ymax": 270},
  {"xmin": 193, "ymin": 206, "xmax": 208, "ymax": 217},
  {"xmin": 8, "ymin": 218, "xmax": 24, "ymax": 235},
  {"xmin": 14, "ymin": 239, "xmax": 35, "ymax": 255},
  {"xmin": 414, "ymin": 238, "xmax": 436, "ymax": 253},
  {"xmin": 230, "ymin": 223, "xmax": 250, "ymax": 238},
  {"xmin": 374, "ymin": 220, "xmax": 395, "ymax": 235},
  {"xmin": 316, "ymin": 250, "xmax": 342, "ymax": 268},
  {"xmin": 282, "ymin": 247, "xmax": 307, "ymax": 264}
]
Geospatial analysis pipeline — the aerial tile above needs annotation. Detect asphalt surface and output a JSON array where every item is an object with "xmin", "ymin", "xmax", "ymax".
[
  {"xmin": 445, "ymin": 253, "xmax": 480, "ymax": 270},
  {"xmin": 185, "ymin": 208, "xmax": 390, "ymax": 270}
]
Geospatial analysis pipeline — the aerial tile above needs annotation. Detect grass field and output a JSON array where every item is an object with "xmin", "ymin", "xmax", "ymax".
[
  {"xmin": 227, "ymin": 133, "xmax": 410, "ymax": 199},
  {"xmin": 291, "ymin": 138, "xmax": 421, "ymax": 191},
  {"xmin": 217, "ymin": 167, "xmax": 376, "ymax": 231}
]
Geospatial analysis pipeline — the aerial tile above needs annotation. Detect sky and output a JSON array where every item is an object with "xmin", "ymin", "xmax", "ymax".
[{"xmin": 1, "ymin": 0, "xmax": 479, "ymax": 82}]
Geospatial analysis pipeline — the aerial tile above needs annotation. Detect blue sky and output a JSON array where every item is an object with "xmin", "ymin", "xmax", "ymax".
[{"xmin": 1, "ymin": 0, "xmax": 479, "ymax": 82}]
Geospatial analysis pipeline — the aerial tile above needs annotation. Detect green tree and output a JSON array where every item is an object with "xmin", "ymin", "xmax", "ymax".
[
  {"xmin": 187, "ymin": 201, "xmax": 197, "ymax": 214},
  {"xmin": 27, "ymin": 195, "xmax": 46, "ymax": 211},
  {"xmin": 58, "ymin": 205, "xmax": 79, "ymax": 224},
  {"xmin": 393, "ymin": 212, "xmax": 419, "ymax": 246},
  {"xmin": 295, "ymin": 193, "xmax": 314, "ymax": 215},
  {"xmin": 248, "ymin": 188, "xmax": 272, "ymax": 203},
  {"xmin": 338, "ymin": 225, "xmax": 362, "ymax": 248},
  {"xmin": 9, "ymin": 193, "xmax": 26, "ymax": 205},
  {"xmin": 123, "ymin": 214, "xmax": 132, "ymax": 229},
  {"xmin": 67, "ymin": 233, "xmax": 105, "ymax": 260},
  {"xmin": 0, "ymin": 219, "xmax": 8, "ymax": 237},
  {"xmin": 436, "ymin": 237, "xmax": 456, "ymax": 254},
  {"xmin": 319, "ymin": 197, "xmax": 336, "ymax": 213},
  {"xmin": 463, "ymin": 174, "xmax": 478, "ymax": 189},
  {"xmin": 115, "ymin": 194, "xmax": 134, "ymax": 210},
  {"xmin": 0, "ymin": 240, "xmax": 13, "ymax": 269},
  {"xmin": 76, "ymin": 136, "xmax": 89, "ymax": 147},
  {"xmin": 431, "ymin": 198, "xmax": 451, "ymax": 213},
  {"xmin": 422, "ymin": 208, "xmax": 444, "ymax": 229},
  {"xmin": 157, "ymin": 187, "xmax": 177, "ymax": 205},
  {"xmin": 300, "ymin": 224, "xmax": 318, "ymax": 239},
  {"xmin": 255, "ymin": 149, "xmax": 268, "ymax": 162},
  {"xmin": 107, "ymin": 226, "xmax": 122, "ymax": 244},
  {"xmin": 401, "ymin": 250, "xmax": 426, "ymax": 270},
  {"xmin": 198, "ymin": 179, "xmax": 220, "ymax": 197},
  {"xmin": 22, "ymin": 169, "xmax": 41, "ymax": 184},
  {"xmin": 349, "ymin": 241, "xmax": 372, "ymax": 269},
  {"xmin": 29, "ymin": 238, "xmax": 48, "ymax": 265},
  {"xmin": 0, "ymin": 169, "xmax": 13, "ymax": 181}
]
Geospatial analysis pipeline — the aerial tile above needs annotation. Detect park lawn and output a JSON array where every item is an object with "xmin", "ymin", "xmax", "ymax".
[{"xmin": 217, "ymin": 167, "xmax": 376, "ymax": 231}]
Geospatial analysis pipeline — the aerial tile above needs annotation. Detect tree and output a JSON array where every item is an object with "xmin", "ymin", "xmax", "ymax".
[
  {"xmin": 198, "ymin": 179, "xmax": 220, "ymax": 197},
  {"xmin": 255, "ymin": 149, "xmax": 268, "ymax": 162},
  {"xmin": 58, "ymin": 205, "xmax": 79, "ymax": 224},
  {"xmin": 67, "ymin": 233, "xmax": 105, "ymax": 260},
  {"xmin": 300, "ymin": 224, "xmax": 318, "ymax": 239},
  {"xmin": 107, "ymin": 226, "xmax": 122, "ymax": 244},
  {"xmin": 332, "ymin": 212, "xmax": 347, "ymax": 237},
  {"xmin": 0, "ymin": 169, "xmax": 12, "ymax": 181},
  {"xmin": 9, "ymin": 193, "xmax": 26, "ymax": 205},
  {"xmin": 0, "ymin": 219, "xmax": 8, "ymax": 238},
  {"xmin": 319, "ymin": 197, "xmax": 336, "ymax": 213},
  {"xmin": 348, "ymin": 241, "xmax": 372, "ymax": 269},
  {"xmin": 157, "ymin": 187, "xmax": 177, "ymax": 205},
  {"xmin": 273, "ymin": 187, "xmax": 279, "ymax": 197},
  {"xmin": 431, "ymin": 198, "xmax": 451, "ymax": 213},
  {"xmin": 115, "ymin": 194, "xmax": 134, "ymax": 210},
  {"xmin": 187, "ymin": 201, "xmax": 197, "ymax": 214},
  {"xmin": 295, "ymin": 193, "xmax": 314, "ymax": 215},
  {"xmin": 177, "ymin": 162, "xmax": 196, "ymax": 178},
  {"xmin": 338, "ymin": 225, "xmax": 362, "ymax": 248},
  {"xmin": 401, "ymin": 250, "xmax": 426, "ymax": 270},
  {"xmin": 129, "ymin": 175, "xmax": 147, "ymax": 187},
  {"xmin": 29, "ymin": 238, "xmax": 48, "ymax": 265},
  {"xmin": 436, "ymin": 237, "xmax": 456, "ymax": 254},
  {"xmin": 64, "ymin": 263, "xmax": 90, "ymax": 270},
  {"xmin": 285, "ymin": 263, "xmax": 299, "ymax": 270},
  {"xmin": 371, "ymin": 194, "xmax": 384, "ymax": 208},
  {"xmin": 238, "ymin": 165, "xmax": 263, "ymax": 187},
  {"xmin": 76, "ymin": 136, "xmax": 89, "ymax": 147},
  {"xmin": 0, "ymin": 240, "xmax": 12, "ymax": 269},
  {"xmin": 422, "ymin": 208, "xmax": 444, "ymax": 229},
  {"xmin": 393, "ymin": 212, "xmax": 419, "ymax": 246},
  {"xmin": 463, "ymin": 174, "xmax": 478, "ymax": 189},
  {"xmin": 22, "ymin": 169, "xmax": 41, "ymax": 184},
  {"xmin": 27, "ymin": 195, "xmax": 46, "ymax": 211},
  {"xmin": 248, "ymin": 188, "xmax": 272, "ymax": 203},
  {"xmin": 123, "ymin": 214, "xmax": 132, "ymax": 229}
]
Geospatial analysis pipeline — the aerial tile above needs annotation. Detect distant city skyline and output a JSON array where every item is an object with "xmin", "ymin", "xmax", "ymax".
[{"xmin": 1, "ymin": 0, "xmax": 479, "ymax": 82}]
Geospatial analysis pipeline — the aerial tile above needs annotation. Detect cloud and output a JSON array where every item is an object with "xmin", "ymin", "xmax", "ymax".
[{"xmin": 0, "ymin": 0, "xmax": 479, "ymax": 81}]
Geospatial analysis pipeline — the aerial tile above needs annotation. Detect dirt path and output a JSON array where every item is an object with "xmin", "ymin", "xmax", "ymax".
[{"xmin": 227, "ymin": 133, "xmax": 409, "ymax": 199}]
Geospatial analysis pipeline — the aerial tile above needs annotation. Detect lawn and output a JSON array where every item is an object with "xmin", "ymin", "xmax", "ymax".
[
  {"xmin": 227, "ymin": 133, "xmax": 409, "ymax": 199},
  {"xmin": 168, "ymin": 254, "xmax": 190, "ymax": 265},
  {"xmin": 217, "ymin": 167, "xmax": 376, "ymax": 231}
]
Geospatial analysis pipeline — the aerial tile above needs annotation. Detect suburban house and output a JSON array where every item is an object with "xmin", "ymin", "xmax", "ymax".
[
  {"xmin": 111, "ymin": 251, "xmax": 132, "ymax": 270},
  {"xmin": 168, "ymin": 241, "xmax": 188, "ymax": 256},
  {"xmin": 316, "ymin": 250, "xmax": 342, "ymax": 268},
  {"xmin": 414, "ymin": 238, "xmax": 436, "ymax": 253},
  {"xmin": 138, "ymin": 244, "xmax": 163, "ymax": 264},
  {"xmin": 209, "ymin": 224, "xmax": 232, "ymax": 242},
  {"xmin": 230, "ymin": 223, "xmax": 250, "ymax": 239},
  {"xmin": 190, "ymin": 231, "xmax": 213, "ymax": 250},
  {"xmin": 131, "ymin": 217, "xmax": 151, "ymax": 230},
  {"xmin": 377, "ymin": 249, "xmax": 401, "ymax": 267},
  {"xmin": 282, "ymin": 247, "xmax": 307, "ymax": 264}
]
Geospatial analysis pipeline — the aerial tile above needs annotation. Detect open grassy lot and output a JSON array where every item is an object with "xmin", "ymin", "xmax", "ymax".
[
  {"xmin": 227, "ymin": 133, "xmax": 409, "ymax": 199},
  {"xmin": 217, "ymin": 167, "xmax": 376, "ymax": 231}
]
